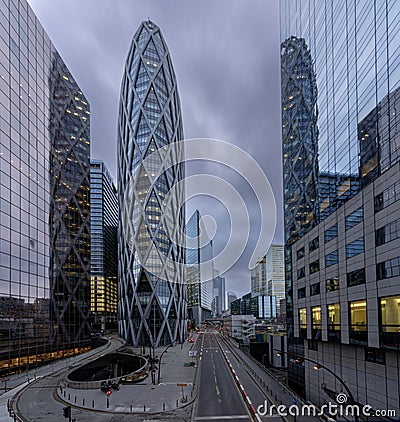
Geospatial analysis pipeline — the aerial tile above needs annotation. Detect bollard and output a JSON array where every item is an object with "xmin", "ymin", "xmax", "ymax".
[
  {"xmin": 83, "ymin": 398, "xmax": 85, "ymax": 406},
  {"xmin": 176, "ymin": 400, "xmax": 178, "ymax": 407},
  {"xmin": 163, "ymin": 403, "xmax": 165, "ymax": 411},
  {"xmin": 144, "ymin": 405, "xmax": 146, "ymax": 412},
  {"xmin": 74, "ymin": 396, "xmax": 77, "ymax": 404},
  {"xmin": 63, "ymin": 391, "xmax": 66, "ymax": 397},
  {"xmin": 130, "ymin": 405, "xmax": 132, "ymax": 412},
  {"xmin": 92, "ymin": 400, "xmax": 94, "ymax": 408},
  {"xmin": 68, "ymin": 393, "xmax": 70, "ymax": 400}
]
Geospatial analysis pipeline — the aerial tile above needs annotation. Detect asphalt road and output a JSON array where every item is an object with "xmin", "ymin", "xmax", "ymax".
[
  {"xmin": 218, "ymin": 335, "xmax": 277, "ymax": 421},
  {"xmin": 193, "ymin": 331, "xmax": 251, "ymax": 422}
]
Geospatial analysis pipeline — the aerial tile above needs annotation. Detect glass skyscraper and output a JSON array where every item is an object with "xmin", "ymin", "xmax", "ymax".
[
  {"xmin": 90, "ymin": 160, "xmax": 118, "ymax": 331},
  {"xmin": 0, "ymin": 0, "xmax": 91, "ymax": 375},
  {"xmin": 117, "ymin": 20, "xmax": 186, "ymax": 347},
  {"xmin": 186, "ymin": 210, "xmax": 214, "ymax": 325},
  {"xmin": 281, "ymin": 0, "xmax": 400, "ymax": 411}
]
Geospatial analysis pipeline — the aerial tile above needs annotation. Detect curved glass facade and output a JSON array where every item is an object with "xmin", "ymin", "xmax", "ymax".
[{"xmin": 117, "ymin": 20, "xmax": 186, "ymax": 347}]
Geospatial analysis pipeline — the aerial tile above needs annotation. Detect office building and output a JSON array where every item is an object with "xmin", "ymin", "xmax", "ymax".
[
  {"xmin": 226, "ymin": 291, "xmax": 237, "ymax": 312},
  {"xmin": 212, "ymin": 274, "xmax": 226, "ymax": 317},
  {"xmin": 251, "ymin": 245, "xmax": 285, "ymax": 313},
  {"xmin": 186, "ymin": 210, "xmax": 214, "ymax": 325},
  {"xmin": 281, "ymin": 0, "xmax": 400, "ymax": 412},
  {"xmin": 90, "ymin": 160, "xmax": 118, "ymax": 331},
  {"xmin": 230, "ymin": 293, "xmax": 277, "ymax": 320},
  {"xmin": 0, "ymin": 0, "xmax": 91, "ymax": 375},
  {"xmin": 117, "ymin": 20, "xmax": 186, "ymax": 347}
]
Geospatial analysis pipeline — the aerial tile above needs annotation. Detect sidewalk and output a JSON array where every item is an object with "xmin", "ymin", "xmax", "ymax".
[{"xmin": 58, "ymin": 335, "xmax": 198, "ymax": 414}]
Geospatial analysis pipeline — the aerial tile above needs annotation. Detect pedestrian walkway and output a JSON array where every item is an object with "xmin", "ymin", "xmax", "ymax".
[{"xmin": 58, "ymin": 335, "xmax": 199, "ymax": 414}]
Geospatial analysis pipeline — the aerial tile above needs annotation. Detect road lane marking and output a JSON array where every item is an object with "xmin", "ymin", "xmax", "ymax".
[{"xmin": 195, "ymin": 416, "xmax": 250, "ymax": 420}]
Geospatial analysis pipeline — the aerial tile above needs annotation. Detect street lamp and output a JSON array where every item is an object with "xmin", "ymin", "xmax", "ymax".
[
  {"xmin": 274, "ymin": 349, "xmax": 359, "ymax": 422},
  {"xmin": 157, "ymin": 342, "xmax": 174, "ymax": 384},
  {"xmin": 152, "ymin": 298, "xmax": 157, "ymax": 385}
]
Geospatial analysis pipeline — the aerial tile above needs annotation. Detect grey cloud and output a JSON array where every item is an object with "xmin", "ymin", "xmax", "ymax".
[{"xmin": 28, "ymin": 0, "xmax": 282, "ymax": 297}]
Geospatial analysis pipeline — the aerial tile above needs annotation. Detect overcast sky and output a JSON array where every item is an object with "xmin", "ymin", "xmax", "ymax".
[{"xmin": 28, "ymin": 0, "xmax": 283, "ymax": 298}]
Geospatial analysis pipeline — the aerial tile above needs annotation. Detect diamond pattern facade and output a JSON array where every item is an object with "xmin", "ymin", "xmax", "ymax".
[
  {"xmin": 281, "ymin": 36, "xmax": 319, "ymax": 394},
  {"xmin": 49, "ymin": 52, "xmax": 91, "ymax": 349},
  {"xmin": 118, "ymin": 21, "xmax": 186, "ymax": 347}
]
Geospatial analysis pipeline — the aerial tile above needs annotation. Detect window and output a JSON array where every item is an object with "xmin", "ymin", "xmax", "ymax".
[
  {"xmin": 375, "ymin": 219, "xmax": 400, "ymax": 246},
  {"xmin": 377, "ymin": 257, "xmax": 400, "ymax": 280},
  {"xmin": 296, "ymin": 247, "xmax": 305, "ymax": 260},
  {"xmin": 325, "ymin": 250, "xmax": 338, "ymax": 267},
  {"xmin": 365, "ymin": 348, "xmax": 385, "ymax": 364},
  {"xmin": 309, "ymin": 260, "xmax": 320, "ymax": 274},
  {"xmin": 299, "ymin": 308, "xmax": 307, "ymax": 337},
  {"xmin": 298, "ymin": 287, "xmax": 306, "ymax": 299},
  {"xmin": 346, "ymin": 237, "xmax": 364, "ymax": 258},
  {"xmin": 375, "ymin": 226, "xmax": 385, "ymax": 246},
  {"xmin": 374, "ymin": 181, "xmax": 400, "ymax": 213},
  {"xmin": 345, "ymin": 207, "xmax": 363, "ymax": 230},
  {"xmin": 297, "ymin": 267, "xmax": 305, "ymax": 280},
  {"xmin": 328, "ymin": 304, "xmax": 340, "ymax": 331},
  {"xmin": 312, "ymin": 306, "xmax": 321, "ymax": 339},
  {"xmin": 381, "ymin": 296, "xmax": 400, "ymax": 334},
  {"xmin": 349, "ymin": 300, "xmax": 367, "ymax": 343},
  {"xmin": 309, "ymin": 237, "xmax": 319, "ymax": 252},
  {"xmin": 326, "ymin": 277, "xmax": 340, "ymax": 292},
  {"xmin": 310, "ymin": 282, "xmax": 320, "ymax": 296},
  {"xmin": 324, "ymin": 224, "xmax": 338, "ymax": 243},
  {"xmin": 347, "ymin": 268, "xmax": 366, "ymax": 287}
]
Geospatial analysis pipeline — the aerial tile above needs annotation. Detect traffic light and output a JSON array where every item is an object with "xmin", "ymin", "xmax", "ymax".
[
  {"xmin": 106, "ymin": 389, "xmax": 112, "ymax": 397},
  {"xmin": 62, "ymin": 406, "xmax": 71, "ymax": 418}
]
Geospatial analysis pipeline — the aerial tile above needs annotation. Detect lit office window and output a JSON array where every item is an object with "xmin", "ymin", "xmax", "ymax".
[
  {"xmin": 299, "ymin": 308, "xmax": 307, "ymax": 337},
  {"xmin": 349, "ymin": 300, "xmax": 367, "ymax": 343},
  {"xmin": 380, "ymin": 296, "xmax": 400, "ymax": 334},
  {"xmin": 328, "ymin": 303, "xmax": 340, "ymax": 331}
]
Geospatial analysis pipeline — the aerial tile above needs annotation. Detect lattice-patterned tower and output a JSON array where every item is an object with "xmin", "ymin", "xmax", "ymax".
[
  {"xmin": 281, "ymin": 35, "xmax": 318, "ymax": 394},
  {"xmin": 118, "ymin": 20, "xmax": 186, "ymax": 347},
  {"xmin": 49, "ymin": 52, "xmax": 91, "ymax": 349}
]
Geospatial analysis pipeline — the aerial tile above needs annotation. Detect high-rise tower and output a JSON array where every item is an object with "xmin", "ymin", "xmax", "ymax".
[
  {"xmin": 281, "ymin": 0, "xmax": 400, "ymax": 412},
  {"xmin": 49, "ymin": 53, "xmax": 91, "ymax": 349},
  {"xmin": 117, "ymin": 20, "xmax": 186, "ymax": 347},
  {"xmin": 0, "ymin": 0, "xmax": 91, "ymax": 374},
  {"xmin": 90, "ymin": 160, "xmax": 118, "ymax": 331}
]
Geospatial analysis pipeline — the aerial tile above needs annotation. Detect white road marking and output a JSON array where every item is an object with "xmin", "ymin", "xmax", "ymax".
[{"xmin": 195, "ymin": 416, "xmax": 250, "ymax": 420}]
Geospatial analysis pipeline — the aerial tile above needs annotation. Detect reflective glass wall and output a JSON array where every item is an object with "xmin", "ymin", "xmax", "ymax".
[{"xmin": 0, "ymin": 0, "xmax": 91, "ymax": 375}]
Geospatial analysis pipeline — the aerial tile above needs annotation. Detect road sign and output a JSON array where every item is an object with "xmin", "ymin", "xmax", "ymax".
[
  {"xmin": 177, "ymin": 383, "xmax": 187, "ymax": 387},
  {"xmin": 188, "ymin": 350, "xmax": 197, "ymax": 357},
  {"xmin": 106, "ymin": 389, "xmax": 112, "ymax": 396}
]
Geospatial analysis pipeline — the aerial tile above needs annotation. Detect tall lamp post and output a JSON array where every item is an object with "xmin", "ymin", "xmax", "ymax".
[
  {"xmin": 157, "ymin": 342, "xmax": 174, "ymax": 384},
  {"xmin": 275, "ymin": 349, "xmax": 359, "ymax": 422},
  {"xmin": 152, "ymin": 298, "xmax": 157, "ymax": 385}
]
